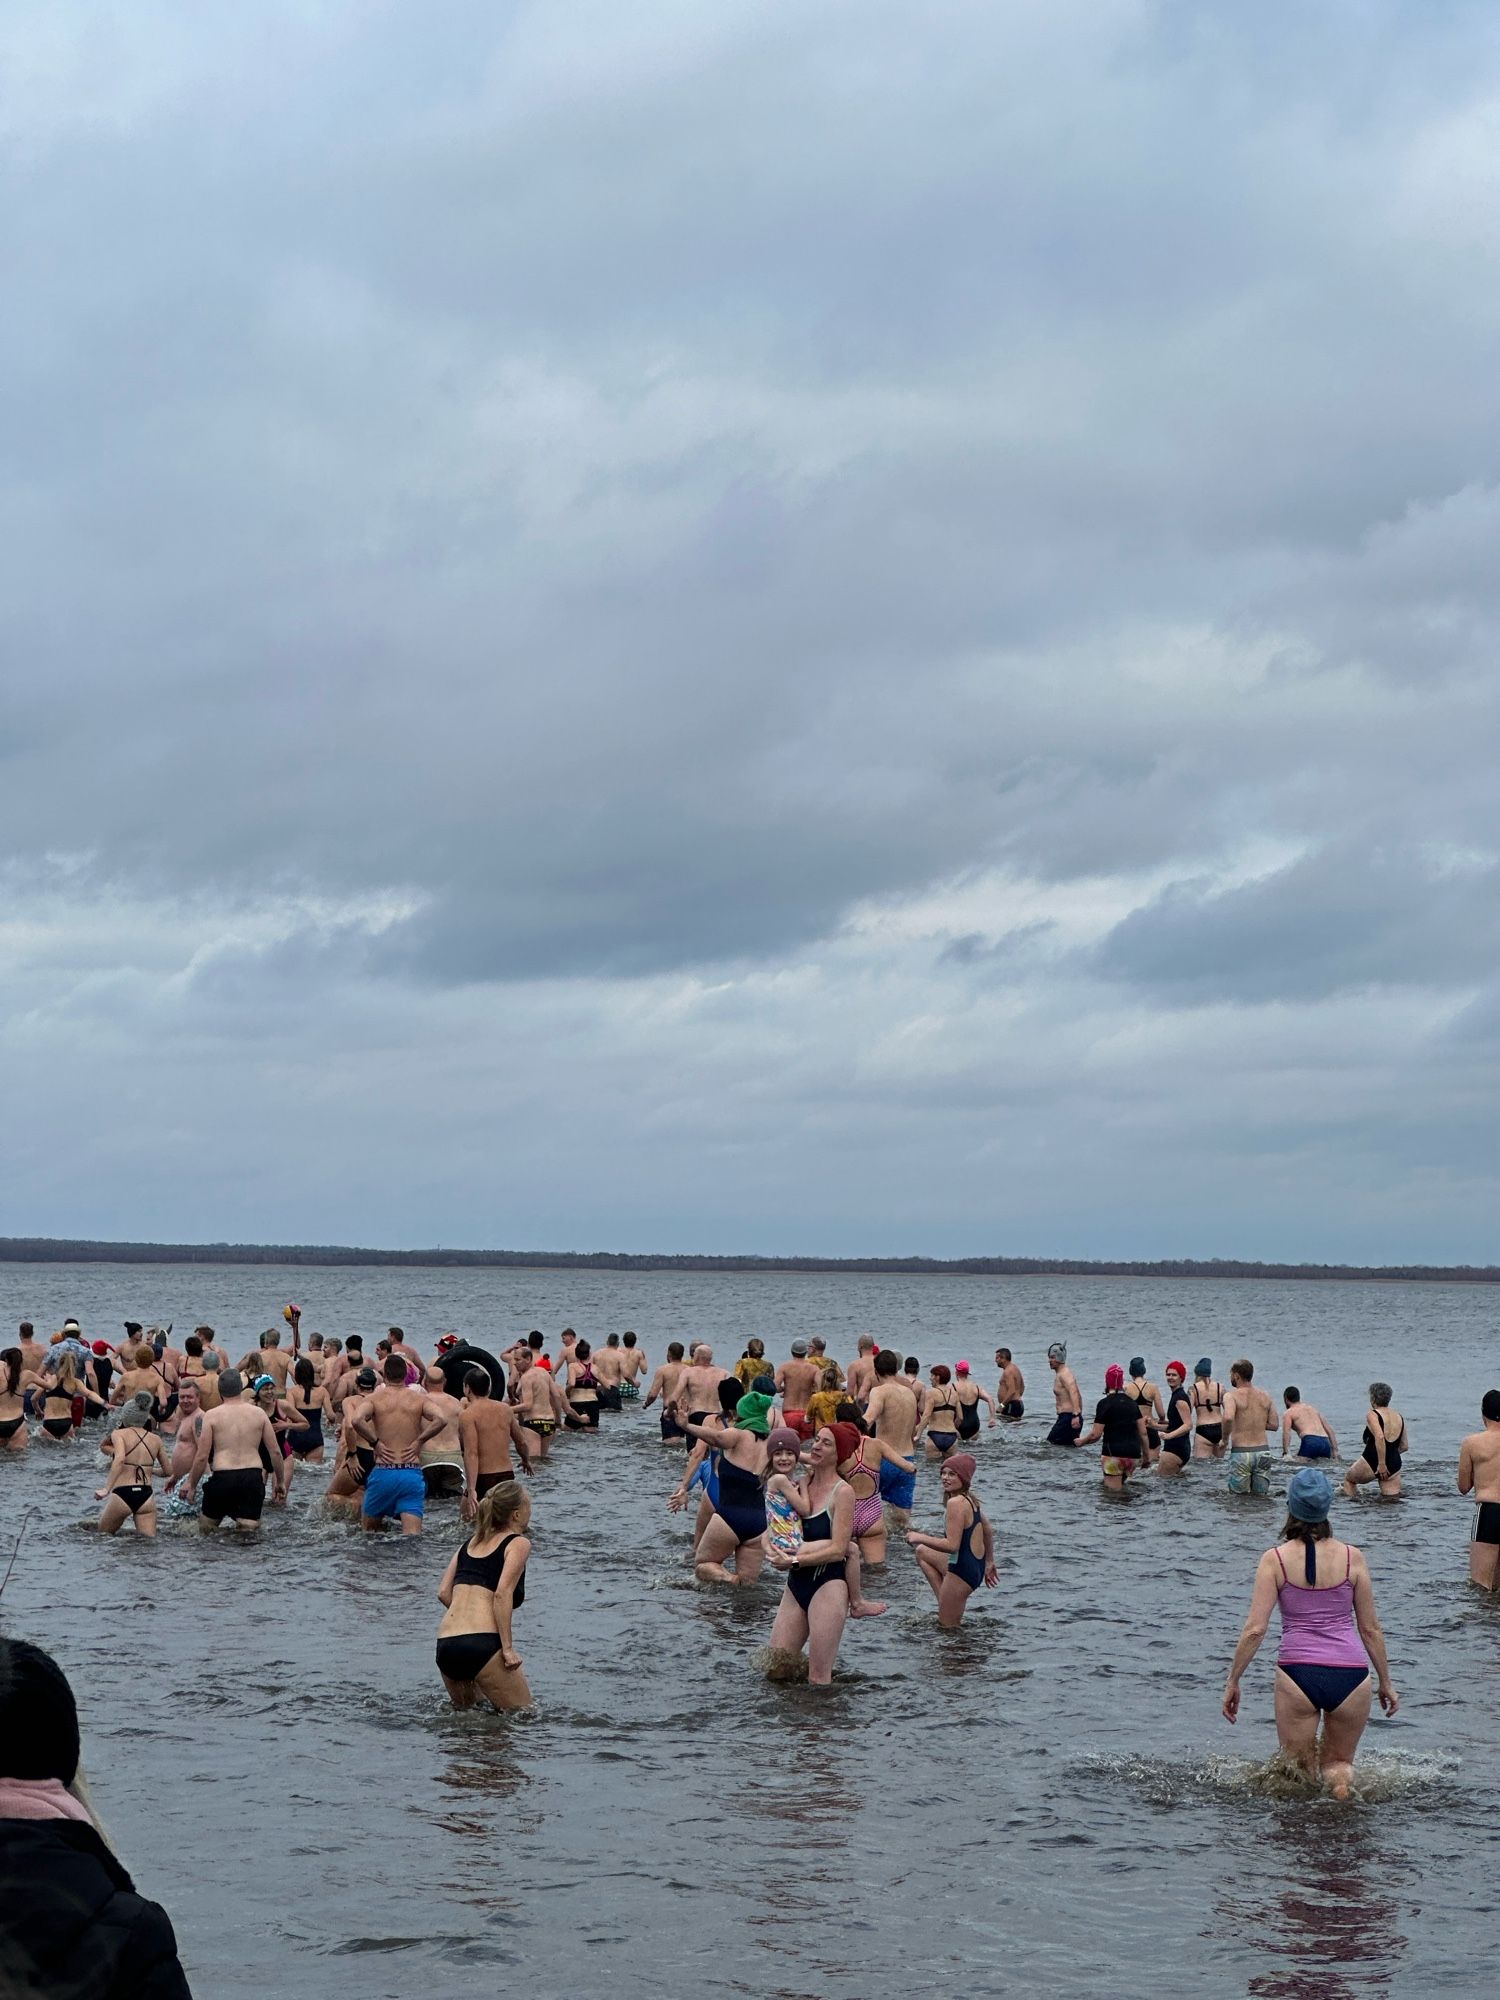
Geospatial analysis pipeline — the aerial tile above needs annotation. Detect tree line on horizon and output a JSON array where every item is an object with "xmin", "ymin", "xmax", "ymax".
[{"xmin": 1, "ymin": 1236, "xmax": 1495, "ymax": 1283}]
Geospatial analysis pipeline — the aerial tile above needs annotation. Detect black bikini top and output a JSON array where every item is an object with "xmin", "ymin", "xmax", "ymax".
[{"xmin": 455, "ymin": 1532, "xmax": 526, "ymax": 1605}]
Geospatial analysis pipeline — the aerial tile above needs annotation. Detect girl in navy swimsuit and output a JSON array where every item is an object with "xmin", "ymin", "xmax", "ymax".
[{"xmin": 907, "ymin": 1453, "xmax": 998, "ymax": 1628}]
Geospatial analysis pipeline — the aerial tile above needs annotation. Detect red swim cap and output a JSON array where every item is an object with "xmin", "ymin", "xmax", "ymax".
[
  {"xmin": 91, "ymin": 1341, "xmax": 110, "ymax": 1356},
  {"xmin": 830, "ymin": 1421, "xmax": 863, "ymax": 1465},
  {"xmin": 1105, "ymin": 1364, "xmax": 1125, "ymax": 1390},
  {"xmin": 1166, "ymin": 1359, "xmax": 1187, "ymax": 1381}
]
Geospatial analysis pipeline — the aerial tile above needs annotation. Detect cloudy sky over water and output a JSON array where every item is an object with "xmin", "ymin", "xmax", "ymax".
[{"xmin": 3, "ymin": 1, "xmax": 1498, "ymax": 1261}]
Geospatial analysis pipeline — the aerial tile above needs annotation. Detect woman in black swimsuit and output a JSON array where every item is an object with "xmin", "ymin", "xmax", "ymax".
[
  {"xmin": 35, "ymin": 1357, "xmax": 105, "ymax": 1440},
  {"xmin": 98, "ymin": 1405, "xmax": 170, "ymax": 1536},
  {"xmin": 0, "ymin": 1349, "xmax": 28, "ymax": 1451},
  {"xmin": 1126, "ymin": 1359, "xmax": 1164, "ymax": 1466},
  {"xmin": 681, "ymin": 1391, "xmax": 772, "ymax": 1586},
  {"xmin": 1191, "ymin": 1359, "xmax": 1227, "ymax": 1460},
  {"xmin": 922, "ymin": 1366, "xmax": 962, "ymax": 1460},
  {"xmin": 284, "ymin": 1358, "xmax": 331, "ymax": 1463},
  {"xmin": 765, "ymin": 1426, "xmax": 855, "ymax": 1686},
  {"xmin": 1156, "ymin": 1361, "xmax": 1194, "ymax": 1477},
  {"xmin": 1343, "ymin": 1383, "xmax": 1409, "ymax": 1500},
  {"xmin": 953, "ymin": 1362, "xmax": 995, "ymax": 1440},
  {"xmin": 435, "ymin": 1481, "xmax": 533, "ymax": 1710}
]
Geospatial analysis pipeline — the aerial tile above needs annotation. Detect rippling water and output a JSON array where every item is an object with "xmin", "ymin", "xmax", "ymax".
[{"xmin": 2, "ymin": 1263, "xmax": 1496, "ymax": 1999}]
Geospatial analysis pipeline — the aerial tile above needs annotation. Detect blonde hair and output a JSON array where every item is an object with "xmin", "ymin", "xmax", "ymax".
[{"xmin": 472, "ymin": 1481, "xmax": 527, "ymax": 1540}]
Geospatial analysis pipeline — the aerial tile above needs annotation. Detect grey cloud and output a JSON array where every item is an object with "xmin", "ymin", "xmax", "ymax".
[{"xmin": 1095, "ymin": 845, "xmax": 1500, "ymax": 1003}]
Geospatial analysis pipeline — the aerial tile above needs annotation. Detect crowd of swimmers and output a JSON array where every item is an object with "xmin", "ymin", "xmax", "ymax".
[{"xmin": 7, "ymin": 1309, "xmax": 1500, "ymax": 1796}]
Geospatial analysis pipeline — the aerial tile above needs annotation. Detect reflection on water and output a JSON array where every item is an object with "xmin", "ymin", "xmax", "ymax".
[
  {"xmin": 1224, "ymin": 1808, "xmax": 1409, "ymax": 2000},
  {"xmin": 2, "ymin": 1261, "xmax": 1496, "ymax": 1997}
]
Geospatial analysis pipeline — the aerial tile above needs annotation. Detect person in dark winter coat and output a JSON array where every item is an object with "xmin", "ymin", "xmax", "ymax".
[{"xmin": 0, "ymin": 1638, "xmax": 192, "ymax": 1999}]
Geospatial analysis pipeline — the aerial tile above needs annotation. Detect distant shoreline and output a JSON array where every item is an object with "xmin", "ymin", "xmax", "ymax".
[{"xmin": 2, "ymin": 1236, "xmax": 1496, "ymax": 1285}]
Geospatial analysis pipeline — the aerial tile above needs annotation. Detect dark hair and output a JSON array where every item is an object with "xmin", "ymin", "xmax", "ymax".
[
  {"xmin": 575, "ymin": 1340, "xmax": 591, "ymax": 1362},
  {"xmin": 904, "ymin": 1356, "xmax": 920, "ymax": 1374},
  {"xmin": 931, "ymin": 1364, "xmax": 952, "ymax": 1385},
  {"xmin": 996, "ymin": 1348, "xmax": 1012, "ymax": 1363},
  {"xmin": 383, "ymin": 1355, "xmax": 407, "ymax": 1383},
  {"xmin": 1370, "ymin": 1382, "xmax": 1392, "ymax": 1407},
  {"xmin": 623, "ymin": 1332, "xmax": 636, "ymax": 1348},
  {"xmin": 185, "ymin": 1334, "xmax": 203, "ymax": 1357},
  {"xmin": 748, "ymin": 1338, "xmax": 765, "ymax": 1358},
  {"xmin": 1231, "ymin": 1358, "xmax": 1253, "ymax": 1382},
  {"xmin": 1, "ymin": 1348, "xmax": 20, "ymax": 1397},
  {"xmin": 834, "ymin": 1399, "xmax": 867, "ymax": 1429},
  {"xmin": 465, "ymin": 1368, "xmax": 491, "ymax": 1398},
  {"xmin": 528, "ymin": 1331, "xmax": 544, "ymax": 1351},
  {"xmin": 388, "ymin": 1327, "xmax": 403, "ymax": 1340},
  {"xmin": 667, "ymin": 1342, "xmax": 685, "ymax": 1361},
  {"xmin": 718, "ymin": 1378, "xmax": 743, "ymax": 1414},
  {"xmin": 346, "ymin": 1336, "xmax": 364, "ymax": 1354},
  {"xmin": 606, "ymin": 1333, "xmax": 620, "ymax": 1347},
  {"xmin": 294, "ymin": 1358, "xmax": 315, "ymax": 1392},
  {"xmin": 1281, "ymin": 1516, "xmax": 1331, "ymax": 1549},
  {"xmin": 19, "ymin": 1322, "xmax": 34, "ymax": 1339},
  {"xmin": 874, "ymin": 1350, "xmax": 899, "ymax": 1378},
  {"xmin": 1483, "ymin": 1389, "xmax": 1500, "ymax": 1423},
  {"xmin": 0, "ymin": 1640, "xmax": 80, "ymax": 1783},
  {"xmin": 1283, "ymin": 1386, "xmax": 1300, "ymax": 1405}
]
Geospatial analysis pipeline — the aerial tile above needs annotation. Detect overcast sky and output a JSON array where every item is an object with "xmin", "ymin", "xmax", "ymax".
[{"xmin": 3, "ymin": 1, "xmax": 1497, "ymax": 1262}]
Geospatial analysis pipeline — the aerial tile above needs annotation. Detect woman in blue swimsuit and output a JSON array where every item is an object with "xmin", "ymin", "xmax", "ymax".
[{"xmin": 907, "ymin": 1453, "xmax": 997, "ymax": 1628}]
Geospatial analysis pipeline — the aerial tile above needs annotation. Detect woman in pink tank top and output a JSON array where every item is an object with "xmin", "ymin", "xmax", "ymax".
[{"xmin": 1221, "ymin": 1466, "xmax": 1399, "ymax": 1798}]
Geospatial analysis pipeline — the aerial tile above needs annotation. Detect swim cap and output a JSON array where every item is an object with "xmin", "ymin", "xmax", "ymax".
[
  {"xmin": 734, "ymin": 1391, "xmax": 774, "ymax": 1437},
  {"xmin": 945, "ymin": 1453, "xmax": 977, "ymax": 1485},
  {"xmin": 1195, "ymin": 1357, "xmax": 1212, "ymax": 1378},
  {"xmin": 355, "ymin": 1367, "xmax": 377, "ymax": 1389},
  {"xmin": 752, "ymin": 1373, "xmax": 776, "ymax": 1396},
  {"xmin": 956, "ymin": 1360, "xmax": 970, "ymax": 1375},
  {"xmin": 1047, "ymin": 1342, "xmax": 1067, "ymax": 1364},
  {"xmin": 790, "ymin": 1339, "xmax": 808, "ymax": 1357},
  {"xmin": 91, "ymin": 1340, "xmax": 110, "ymax": 1356},
  {"xmin": 830, "ymin": 1421, "xmax": 863, "ymax": 1465},
  {"xmin": 253, "ymin": 1374, "xmax": 275, "ymax": 1393},
  {"xmin": 766, "ymin": 1426, "xmax": 803, "ymax": 1457},
  {"xmin": 1165, "ymin": 1360, "xmax": 1187, "ymax": 1381},
  {"xmin": 1104, "ymin": 1364, "xmax": 1125, "ymax": 1390},
  {"xmin": 1287, "ymin": 1468, "xmax": 1333, "ymax": 1522},
  {"xmin": 1128, "ymin": 1357, "xmax": 1145, "ymax": 1377}
]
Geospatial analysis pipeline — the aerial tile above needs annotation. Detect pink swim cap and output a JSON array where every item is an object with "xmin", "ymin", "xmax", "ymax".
[
  {"xmin": 956, "ymin": 1360, "xmax": 970, "ymax": 1374},
  {"xmin": 1105, "ymin": 1364, "xmax": 1125, "ymax": 1391},
  {"xmin": 945, "ymin": 1453, "xmax": 977, "ymax": 1484}
]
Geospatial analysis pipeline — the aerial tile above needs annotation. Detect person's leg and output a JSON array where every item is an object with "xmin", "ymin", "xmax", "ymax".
[
  {"xmin": 1342, "ymin": 1459, "xmax": 1374, "ymax": 1498},
  {"xmin": 441, "ymin": 1671, "xmax": 480, "ymax": 1710},
  {"xmin": 97, "ymin": 1496, "xmax": 128, "ymax": 1535},
  {"xmin": 1316, "ymin": 1679, "xmax": 1373, "ymax": 1799},
  {"xmin": 1470, "ymin": 1535, "xmax": 1500, "ymax": 1589},
  {"xmin": 915, "ymin": 1546, "xmax": 946, "ymax": 1600},
  {"xmin": 733, "ymin": 1537, "xmax": 765, "ymax": 1587},
  {"xmin": 694, "ymin": 1516, "xmax": 742, "ymax": 1585},
  {"xmin": 767, "ymin": 1593, "xmax": 810, "ymax": 1661},
  {"xmin": 135, "ymin": 1496, "xmax": 158, "ymax": 1539},
  {"xmin": 1273, "ymin": 1670, "xmax": 1323, "ymax": 1773},
  {"xmin": 1378, "ymin": 1472, "xmax": 1402, "ymax": 1498},
  {"xmin": 936, "ymin": 1575, "xmax": 974, "ymax": 1631},
  {"xmin": 805, "ymin": 1584, "xmax": 850, "ymax": 1685},
  {"xmin": 1251, "ymin": 1452, "xmax": 1271, "ymax": 1499},
  {"xmin": 474, "ymin": 1655, "xmax": 534, "ymax": 1711},
  {"xmin": 399, "ymin": 1507, "xmax": 423, "ymax": 1536},
  {"xmin": 690, "ymin": 1494, "xmax": 714, "ymax": 1553},
  {"xmin": 858, "ymin": 1522, "xmax": 888, "ymax": 1566},
  {"xmin": 843, "ymin": 1541, "xmax": 886, "ymax": 1617},
  {"xmin": 1157, "ymin": 1451, "xmax": 1185, "ymax": 1478}
]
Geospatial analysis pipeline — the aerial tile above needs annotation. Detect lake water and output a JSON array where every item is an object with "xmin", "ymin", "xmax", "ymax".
[{"xmin": 2, "ymin": 1262, "xmax": 1496, "ymax": 1999}]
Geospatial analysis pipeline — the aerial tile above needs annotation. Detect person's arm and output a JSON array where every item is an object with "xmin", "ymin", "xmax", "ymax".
[
  {"xmin": 1350, "ymin": 1554, "xmax": 1399, "ymax": 1713},
  {"xmin": 642, "ymin": 1368, "xmax": 663, "ymax": 1410},
  {"xmin": 414, "ymin": 1398, "xmax": 450, "ymax": 1452},
  {"xmin": 908, "ymin": 1494, "xmax": 965, "ymax": 1554},
  {"xmin": 548, "ymin": 1376, "xmax": 571, "ymax": 1422},
  {"xmin": 506, "ymin": 1408, "xmax": 534, "ymax": 1474},
  {"xmin": 183, "ymin": 1414, "xmax": 215, "ymax": 1498},
  {"xmin": 495, "ymin": 1537, "xmax": 530, "ymax": 1665},
  {"xmin": 350, "ymin": 1404, "xmax": 378, "ymax": 1446},
  {"xmin": 1135, "ymin": 1413, "xmax": 1150, "ymax": 1458},
  {"xmin": 1152, "ymin": 1387, "xmax": 1165, "ymax": 1424},
  {"xmin": 1076, "ymin": 1422, "xmax": 1104, "ymax": 1447},
  {"xmin": 1368, "ymin": 1410, "xmax": 1387, "ymax": 1476},
  {"xmin": 459, "ymin": 1413, "xmax": 480, "ymax": 1520},
  {"xmin": 668, "ymin": 1437, "xmax": 710, "ymax": 1510},
  {"xmin": 1458, "ymin": 1439, "xmax": 1474, "ymax": 1496},
  {"xmin": 981, "ymin": 1513, "xmax": 999, "ymax": 1588},
  {"xmin": 1222, "ymin": 1552, "xmax": 1280, "ymax": 1720},
  {"xmin": 436, "ymin": 1550, "xmax": 460, "ymax": 1608},
  {"xmin": 1067, "ymin": 1373, "xmax": 1082, "ymax": 1416},
  {"xmin": 976, "ymin": 1386, "xmax": 996, "ymax": 1426},
  {"xmin": 1281, "ymin": 1412, "xmax": 1293, "ymax": 1456},
  {"xmin": 286, "ymin": 1307, "xmax": 301, "ymax": 1357}
]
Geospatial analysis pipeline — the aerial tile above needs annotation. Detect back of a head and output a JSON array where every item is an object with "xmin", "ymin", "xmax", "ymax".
[
  {"xmin": 203, "ymin": 1350, "xmax": 221, "ymax": 1374},
  {"xmin": 473, "ymin": 1479, "xmax": 526, "ymax": 1538},
  {"xmin": 294, "ymin": 1358, "xmax": 314, "ymax": 1391},
  {"xmin": 0, "ymin": 1640, "xmax": 81, "ymax": 1785},
  {"xmin": 1370, "ymin": 1381, "xmax": 1393, "ymax": 1407},
  {"xmin": 347, "ymin": 1336, "xmax": 364, "ymax": 1355},
  {"xmin": 528, "ymin": 1331, "xmax": 544, "ymax": 1352},
  {"xmin": 218, "ymin": 1368, "xmax": 243, "ymax": 1400},
  {"xmin": 623, "ymin": 1332, "xmax": 636, "ymax": 1348},
  {"xmin": 667, "ymin": 1342, "xmax": 684, "ymax": 1362},
  {"xmin": 185, "ymin": 1334, "xmax": 203, "ymax": 1358},
  {"xmin": 932, "ymin": 1364, "xmax": 951, "ymax": 1385},
  {"xmin": 383, "ymin": 1355, "xmax": 406, "ymax": 1384},
  {"xmin": 1283, "ymin": 1386, "xmax": 1300, "ymax": 1406},
  {"xmin": 874, "ymin": 1349, "xmax": 899, "ymax": 1379},
  {"xmin": 903, "ymin": 1356, "xmax": 920, "ymax": 1375},
  {"xmin": 717, "ymin": 1378, "xmax": 742, "ymax": 1414},
  {"xmin": 465, "ymin": 1368, "xmax": 491, "ymax": 1399},
  {"xmin": 262, "ymin": 1328, "xmax": 280, "ymax": 1348},
  {"xmin": 1231, "ymin": 1357, "xmax": 1253, "ymax": 1383},
  {"xmin": 134, "ymin": 1344, "xmax": 154, "ymax": 1369},
  {"xmin": 355, "ymin": 1367, "xmax": 377, "ymax": 1390},
  {"xmin": 1482, "ymin": 1389, "xmax": 1500, "ymax": 1423}
]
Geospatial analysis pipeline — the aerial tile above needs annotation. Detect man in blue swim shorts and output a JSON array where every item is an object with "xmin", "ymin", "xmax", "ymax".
[
  {"xmin": 351, "ymin": 1356, "xmax": 451, "ymax": 1535},
  {"xmin": 1281, "ymin": 1387, "xmax": 1338, "ymax": 1461},
  {"xmin": 864, "ymin": 1349, "xmax": 920, "ymax": 1529}
]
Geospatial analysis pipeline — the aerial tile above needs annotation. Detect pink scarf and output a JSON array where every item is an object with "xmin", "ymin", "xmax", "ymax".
[{"xmin": 0, "ymin": 1777, "xmax": 93, "ymax": 1824}]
